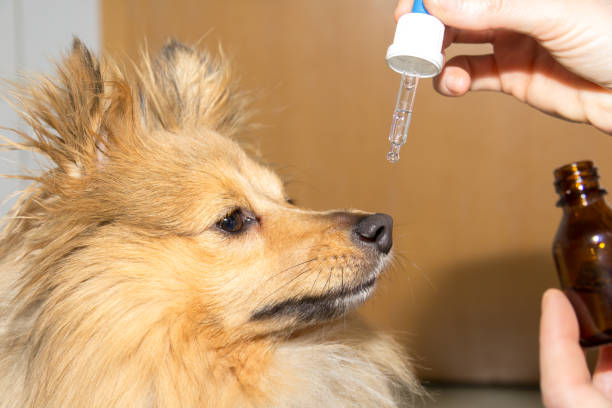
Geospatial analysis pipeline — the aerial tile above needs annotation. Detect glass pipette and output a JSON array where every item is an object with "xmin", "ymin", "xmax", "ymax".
[{"xmin": 387, "ymin": 73, "xmax": 418, "ymax": 163}]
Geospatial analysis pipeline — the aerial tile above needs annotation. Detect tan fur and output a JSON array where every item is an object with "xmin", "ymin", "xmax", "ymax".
[{"xmin": 0, "ymin": 39, "xmax": 422, "ymax": 407}]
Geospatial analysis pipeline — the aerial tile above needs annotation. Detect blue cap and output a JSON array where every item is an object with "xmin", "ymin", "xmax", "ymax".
[{"xmin": 411, "ymin": 0, "xmax": 429, "ymax": 14}]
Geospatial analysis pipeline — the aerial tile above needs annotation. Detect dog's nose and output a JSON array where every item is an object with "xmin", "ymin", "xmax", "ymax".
[{"xmin": 354, "ymin": 213, "xmax": 393, "ymax": 254}]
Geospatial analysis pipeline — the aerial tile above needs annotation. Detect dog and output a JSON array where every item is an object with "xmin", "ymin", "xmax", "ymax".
[{"xmin": 0, "ymin": 39, "xmax": 421, "ymax": 407}]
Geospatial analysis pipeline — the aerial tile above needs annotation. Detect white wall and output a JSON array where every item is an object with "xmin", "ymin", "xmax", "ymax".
[{"xmin": 0, "ymin": 0, "xmax": 99, "ymax": 215}]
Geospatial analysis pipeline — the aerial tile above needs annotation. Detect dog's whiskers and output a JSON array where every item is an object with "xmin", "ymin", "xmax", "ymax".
[
  {"xmin": 308, "ymin": 268, "xmax": 323, "ymax": 297},
  {"xmin": 251, "ymin": 244, "xmax": 330, "ymax": 287},
  {"xmin": 390, "ymin": 252, "xmax": 435, "ymax": 291},
  {"xmin": 322, "ymin": 270, "xmax": 333, "ymax": 295},
  {"xmin": 261, "ymin": 258, "xmax": 317, "ymax": 285},
  {"xmin": 253, "ymin": 264, "xmax": 313, "ymax": 310},
  {"xmin": 248, "ymin": 243, "xmax": 338, "ymax": 306}
]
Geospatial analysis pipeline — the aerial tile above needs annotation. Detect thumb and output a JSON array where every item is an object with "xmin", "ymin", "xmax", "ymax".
[
  {"xmin": 539, "ymin": 289, "xmax": 591, "ymax": 396},
  {"xmin": 423, "ymin": 0, "xmax": 564, "ymax": 37}
]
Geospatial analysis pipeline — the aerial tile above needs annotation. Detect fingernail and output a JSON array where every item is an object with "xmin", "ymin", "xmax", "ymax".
[
  {"xmin": 443, "ymin": 74, "xmax": 465, "ymax": 96},
  {"xmin": 441, "ymin": 76, "xmax": 453, "ymax": 94}
]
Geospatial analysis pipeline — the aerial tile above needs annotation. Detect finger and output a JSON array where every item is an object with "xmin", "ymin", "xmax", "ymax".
[
  {"xmin": 593, "ymin": 346, "xmax": 612, "ymax": 400},
  {"xmin": 394, "ymin": 0, "xmax": 415, "ymax": 21},
  {"xmin": 539, "ymin": 289, "xmax": 592, "ymax": 395},
  {"xmin": 433, "ymin": 54, "xmax": 502, "ymax": 96},
  {"xmin": 423, "ymin": 0, "xmax": 565, "ymax": 37}
]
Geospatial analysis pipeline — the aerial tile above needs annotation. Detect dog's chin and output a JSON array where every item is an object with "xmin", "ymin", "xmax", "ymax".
[{"xmin": 250, "ymin": 271, "xmax": 380, "ymax": 325}]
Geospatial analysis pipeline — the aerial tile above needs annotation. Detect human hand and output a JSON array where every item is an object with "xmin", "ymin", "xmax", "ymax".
[
  {"xmin": 394, "ymin": 0, "xmax": 612, "ymax": 134},
  {"xmin": 539, "ymin": 288, "xmax": 612, "ymax": 408}
]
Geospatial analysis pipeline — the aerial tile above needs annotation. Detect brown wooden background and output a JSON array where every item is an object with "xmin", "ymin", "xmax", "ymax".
[{"xmin": 102, "ymin": 0, "xmax": 611, "ymax": 384}]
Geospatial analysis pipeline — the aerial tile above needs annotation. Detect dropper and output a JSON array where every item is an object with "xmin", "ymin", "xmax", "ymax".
[
  {"xmin": 387, "ymin": 73, "xmax": 418, "ymax": 163},
  {"xmin": 385, "ymin": 0, "xmax": 445, "ymax": 163}
]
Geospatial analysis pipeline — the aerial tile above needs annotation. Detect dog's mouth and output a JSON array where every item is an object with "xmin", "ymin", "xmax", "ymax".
[{"xmin": 250, "ymin": 275, "xmax": 378, "ymax": 323}]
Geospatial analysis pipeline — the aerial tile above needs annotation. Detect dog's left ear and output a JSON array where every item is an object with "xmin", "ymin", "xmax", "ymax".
[
  {"xmin": 12, "ymin": 38, "xmax": 135, "ymax": 178},
  {"xmin": 135, "ymin": 39, "xmax": 248, "ymax": 136}
]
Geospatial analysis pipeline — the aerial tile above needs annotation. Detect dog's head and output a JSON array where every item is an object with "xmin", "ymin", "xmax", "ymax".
[{"xmin": 7, "ymin": 40, "xmax": 394, "ymax": 347}]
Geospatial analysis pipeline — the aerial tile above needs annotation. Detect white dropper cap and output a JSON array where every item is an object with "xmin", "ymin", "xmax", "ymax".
[{"xmin": 385, "ymin": 0, "xmax": 445, "ymax": 77}]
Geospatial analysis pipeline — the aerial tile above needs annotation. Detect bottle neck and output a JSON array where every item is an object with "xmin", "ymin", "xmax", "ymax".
[
  {"xmin": 560, "ymin": 192, "xmax": 608, "ymax": 214},
  {"xmin": 555, "ymin": 161, "xmax": 608, "ymax": 210}
]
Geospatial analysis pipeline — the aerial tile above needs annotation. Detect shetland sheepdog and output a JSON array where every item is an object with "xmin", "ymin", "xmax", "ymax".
[{"xmin": 0, "ymin": 39, "xmax": 421, "ymax": 407}]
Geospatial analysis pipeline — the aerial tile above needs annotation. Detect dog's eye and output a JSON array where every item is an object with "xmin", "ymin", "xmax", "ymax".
[{"xmin": 217, "ymin": 209, "xmax": 244, "ymax": 233}]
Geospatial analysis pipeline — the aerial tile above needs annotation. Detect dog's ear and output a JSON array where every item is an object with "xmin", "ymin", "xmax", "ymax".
[
  {"xmin": 136, "ymin": 39, "xmax": 247, "ymax": 136},
  {"xmin": 9, "ymin": 39, "xmax": 246, "ymax": 184},
  {"xmin": 11, "ymin": 38, "xmax": 135, "ymax": 179}
]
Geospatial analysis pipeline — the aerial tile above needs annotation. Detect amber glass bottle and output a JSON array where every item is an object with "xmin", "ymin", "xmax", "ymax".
[{"xmin": 553, "ymin": 161, "xmax": 612, "ymax": 347}]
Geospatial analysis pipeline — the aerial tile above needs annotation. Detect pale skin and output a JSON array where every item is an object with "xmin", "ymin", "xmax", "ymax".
[
  {"xmin": 540, "ymin": 289, "xmax": 612, "ymax": 408},
  {"xmin": 394, "ymin": 0, "xmax": 612, "ymax": 406},
  {"xmin": 395, "ymin": 0, "xmax": 612, "ymax": 135}
]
